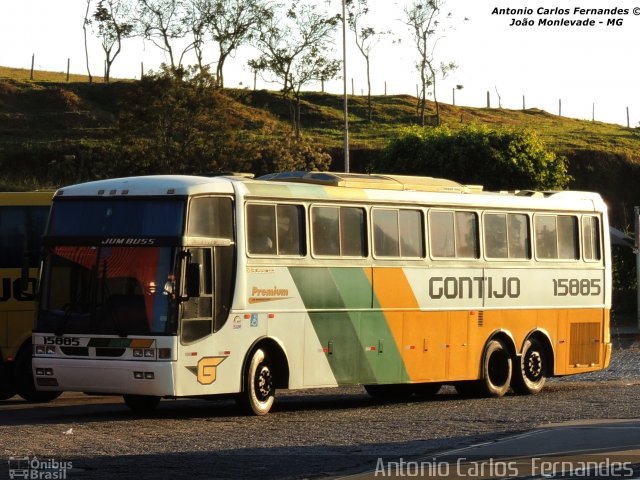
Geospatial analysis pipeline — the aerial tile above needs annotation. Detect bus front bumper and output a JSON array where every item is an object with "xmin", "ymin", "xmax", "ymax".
[{"xmin": 32, "ymin": 357, "xmax": 176, "ymax": 397}]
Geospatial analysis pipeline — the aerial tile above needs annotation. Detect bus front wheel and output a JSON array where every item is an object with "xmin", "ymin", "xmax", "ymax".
[
  {"xmin": 238, "ymin": 348, "xmax": 275, "ymax": 416},
  {"xmin": 480, "ymin": 339, "xmax": 512, "ymax": 397},
  {"xmin": 511, "ymin": 338, "xmax": 547, "ymax": 395}
]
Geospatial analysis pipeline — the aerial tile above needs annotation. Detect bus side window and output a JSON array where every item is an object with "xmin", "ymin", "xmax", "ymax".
[
  {"xmin": 582, "ymin": 216, "xmax": 601, "ymax": 261},
  {"xmin": 455, "ymin": 211, "xmax": 479, "ymax": 258},
  {"xmin": 277, "ymin": 205, "xmax": 306, "ymax": 256},
  {"xmin": 312, "ymin": 207, "xmax": 340, "ymax": 256},
  {"xmin": 484, "ymin": 212, "xmax": 530, "ymax": 260},
  {"xmin": 429, "ymin": 211, "xmax": 455, "ymax": 258},
  {"xmin": 557, "ymin": 216, "xmax": 579, "ymax": 259},
  {"xmin": 535, "ymin": 215, "xmax": 558, "ymax": 259},
  {"xmin": 373, "ymin": 209, "xmax": 399, "ymax": 257},
  {"xmin": 0, "ymin": 207, "xmax": 26, "ymax": 268},
  {"xmin": 247, "ymin": 204, "xmax": 276, "ymax": 255},
  {"xmin": 340, "ymin": 207, "xmax": 366, "ymax": 257},
  {"xmin": 484, "ymin": 213, "xmax": 508, "ymax": 258},
  {"xmin": 399, "ymin": 209, "xmax": 424, "ymax": 258},
  {"xmin": 507, "ymin": 213, "xmax": 530, "ymax": 259}
]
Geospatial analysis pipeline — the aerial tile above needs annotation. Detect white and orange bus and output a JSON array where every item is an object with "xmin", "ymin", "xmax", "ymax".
[{"xmin": 33, "ymin": 172, "xmax": 611, "ymax": 414}]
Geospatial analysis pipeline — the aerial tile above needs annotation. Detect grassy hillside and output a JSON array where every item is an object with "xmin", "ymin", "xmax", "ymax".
[{"xmin": 1, "ymin": 66, "xmax": 640, "ymax": 226}]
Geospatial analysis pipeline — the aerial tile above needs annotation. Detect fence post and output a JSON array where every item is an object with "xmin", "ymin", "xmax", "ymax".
[
  {"xmin": 66, "ymin": 58, "xmax": 70, "ymax": 82},
  {"xmin": 522, "ymin": 95, "xmax": 525, "ymax": 110},
  {"xmin": 627, "ymin": 107, "xmax": 630, "ymax": 128},
  {"xmin": 559, "ymin": 98, "xmax": 562, "ymax": 116},
  {"xmin": 384, "ymin": 81, "xmax": 387, "ymax": 96},
  {"xmin": 30, "ymin": 53, "xmax": 34, "ymax": 80},
  {"xmin": 486, "ymin": 91, "xmax": 490, "ymax": 108}
]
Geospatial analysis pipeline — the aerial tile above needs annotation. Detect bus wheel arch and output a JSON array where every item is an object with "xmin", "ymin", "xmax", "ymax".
[
  {"xmin": 511, "ymin": 331, "xmax": 553, "ymax": 395},
  {"xmin": 238, "ymin": 337, "xmax": 289, "ymax": 415},
  {"xmin": 14, "ymin": 341, "xmax": 62, "ymax": 403},
  {"xmin": 481, "ymin": 333, "xmax": 514, "ymax": 398}
]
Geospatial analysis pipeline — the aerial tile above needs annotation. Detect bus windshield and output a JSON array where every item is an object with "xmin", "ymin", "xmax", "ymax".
[
  {"xmin": 37, "ymin": 245, "xmax": 179, "ymax": 336},
  {"xmin": 48, "ymin": 199, "xmax": 185, "ymax": 237}
]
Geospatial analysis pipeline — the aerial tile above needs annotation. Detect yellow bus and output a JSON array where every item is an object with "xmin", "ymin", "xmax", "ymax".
[
  {"xmin": 32, "ymin": 173, "xmax": 611, "ymax": 414},
  {"xmin": 0, "ymin": 191, "xmax": 60, "ymax": 402}
]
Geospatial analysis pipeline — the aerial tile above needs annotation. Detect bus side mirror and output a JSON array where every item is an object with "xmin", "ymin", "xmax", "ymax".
[{"xmin": 184, "ymin": 263, "xmax": 200, "ymax": 298}]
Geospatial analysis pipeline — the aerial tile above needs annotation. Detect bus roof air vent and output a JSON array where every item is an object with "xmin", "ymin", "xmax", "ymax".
[{"xmin": 259, "ymin": 171, "xmax": 477, "ymax": 194}]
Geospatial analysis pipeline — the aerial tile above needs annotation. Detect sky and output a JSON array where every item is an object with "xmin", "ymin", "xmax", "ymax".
[{"xmin": 0, "ymin": 0, "xmax": 639, "ymax": 127}]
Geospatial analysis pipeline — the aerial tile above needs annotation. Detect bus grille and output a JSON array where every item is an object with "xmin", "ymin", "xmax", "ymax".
[
  {"xmin": 569, "ymin": 322, "xmax": 600, "ymax": 366},
  {"xmin": 60, "ymin": 347, "xmax": 89, "ymax": 356}
]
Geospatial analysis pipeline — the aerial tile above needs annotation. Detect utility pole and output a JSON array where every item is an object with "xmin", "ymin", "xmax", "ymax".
[
  {"xmin": 341, "ymin": 0, "xmax": 350, "ymax": 173},
  {"xmin": 636, "ymin": 207, "xmax": 640, "ymax": 328}
]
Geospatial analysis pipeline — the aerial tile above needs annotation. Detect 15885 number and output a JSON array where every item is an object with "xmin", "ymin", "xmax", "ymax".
[{"xmin": 552, "ymin": 278, "xmax": 601, "ymax": 297}]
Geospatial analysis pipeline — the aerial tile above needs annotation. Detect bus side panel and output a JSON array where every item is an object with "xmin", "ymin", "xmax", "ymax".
[
  {"xmin": 290, "ymin": 266, "xmax": 372, "ymax": 386},
  {"xmin": 291, "ymin": 266, "xmax": 409, "ymax": 386}
]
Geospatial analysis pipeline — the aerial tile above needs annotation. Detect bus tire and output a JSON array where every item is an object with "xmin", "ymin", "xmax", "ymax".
[
  {"xmin": 238, "ymin": 348, "xmax": 275, "ymax": 416},
  {"xmin": 14, "ymin": 346, "xmax": 62, "ymax": 403},
  {"xmin": 123, "ymin": 394, "xmax": 160, "ymax": 414},
  {"xmin": 480, "ymin": 339, "xmax": 512, "ymax": 397},
  {"xmin": 511, "ymin": 338, "xmax": 547, "ymax": 395}
]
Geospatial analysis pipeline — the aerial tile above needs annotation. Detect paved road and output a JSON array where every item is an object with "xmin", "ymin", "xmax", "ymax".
[{"xmin": 1, "ymin": 331, "xmax": 639, "ymax": 480}]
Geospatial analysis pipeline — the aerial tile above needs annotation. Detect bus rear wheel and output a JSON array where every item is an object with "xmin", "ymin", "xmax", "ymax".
[
  {"xmin": 123, "ymin": 394, "xmax": 160, "ymax": 414},
  {"xmin": 238, "ymin": 348, "xmax": 275, "ymax": 415},
  {"xmin": 511, "ymin": 338, "xmax": 547, "ymax": 395},
  {"xmin": 480, "ymin": 339, "xmax": 512, "ymax": 397}
]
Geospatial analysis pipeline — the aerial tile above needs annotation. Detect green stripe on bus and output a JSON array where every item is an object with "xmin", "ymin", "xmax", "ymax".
[{"xmin": 289, "ymin": 267, "xmax": 408, "ymax": 385}]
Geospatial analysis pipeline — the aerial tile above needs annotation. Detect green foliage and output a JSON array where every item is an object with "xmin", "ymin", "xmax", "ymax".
[
  {"xmin": 249, "ymin": 135, "xmax": 331, "ymax": 177},
  {"xmin": 378, "ymin": 124, "xmax": 570, "ymax": 190},
  {"xmin": 114, "ymin": 66, "xmax": 331, "ymax": 177},
  {"xmin": 612, "ymin": 244, "xmax": 637, "ymax": 313},
  {"xmin": 117, "ymin": 66, "xmax": 246, "ymax": 175}
]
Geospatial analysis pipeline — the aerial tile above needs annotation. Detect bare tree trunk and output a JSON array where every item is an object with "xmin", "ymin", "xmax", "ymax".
[
  {"xmin": 365, "ymin": 56, "xmax": 372, "ymax": 122},
  {"xmin": 83, "ymin": 0, "xmax": 93, "ymax": 83}
]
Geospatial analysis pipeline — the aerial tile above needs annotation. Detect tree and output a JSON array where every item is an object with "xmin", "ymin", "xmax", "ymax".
[
  {"xmin": 199, "ymin": 0, "xmax": 269, "ymax": 88},
  {"xmin": 184, "ymin": 0, "xmax": 210, "ymax": 72},
  {"xmin": 250, "ymin": 1, "xmax": 340, "ymax": 137},
  {"xmin": 117, "ymin": 66, "xmax": 243, "ymax": 174},
  {"xmin": 378, "ymin": 124, "xmax": 570, "ymax": 191},
  {"xmin": 83, "ymin": 0, "xmax": 93, "ymax": 83},
  {"xmin": 136, "ymin": 0, "xmax": 192, "ymax": 71},
  {"xmin": 345, "ymin": 0, "xmax": 389, "ymax": 122},
  {"xmin": 116, "ymin": 67, "xmax": 331, "ymax": 176},
  {"xmin": 93, "ymin": 0, "xmax": 135, "ymax": 82},
  {"xmin": 403, "ymin": 0, "xmax": 456, "ymax": 126}
]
